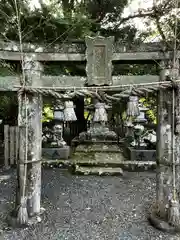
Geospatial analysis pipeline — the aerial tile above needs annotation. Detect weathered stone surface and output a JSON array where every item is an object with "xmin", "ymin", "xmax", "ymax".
[
  {"xmin": 128, "ymin": 147, "xmax": 156, "ymax": 162},
  {"xmin": 79, "ymin": 124, "xmax": 117, "ymax": 141},
  {"xmin": 74, "ymin": 144, "xmax": 123, "ymax": 163},
  {"xmin": 74, "ymin": 166, "xmax": 123, "ymax": 176},
  {"xmin": 0, "ymin": 50, "xmax": 177, "ymax": 61},
  {"xmin": 18, "ymin": 57, "xmax": 43, "ymax": 217},
  {"xmin": 0, "ymin": 75, "xmax": 159, "ymax": 91},
  {"xmin": 0, "ymin": 39, "xmax": 179, "ymax": 53},
  {"xmin": 151, "ymin": 62, "xmax": 180, "ymax": 230},
  {"xmin": 42, "ymin": 75, "xmax": 86, "ymax": 88},
  {"xmin": 155, "ymin": 73, "xmax": 173, "ymax": 220},
  {"xmin": 149, "ymin": 213, "xmax": 179, "ymax": 233},
  {"xmin": 42, "ymin": 147, "xmax": 70, "ymax": 160},
  {"xmin": 73, "ymin": 118, "xmax": 123, "ymax": 174},
  {"xmin": 0, "ymin": 39, "xmax": 179, "ymax": 62},
  {"xmin": 75, "ymin": 143, "xmax": 122, "ymax": 153},
  {"xmin": 85, "ymin": 36, "xmax": 114, "ymax": 86}
]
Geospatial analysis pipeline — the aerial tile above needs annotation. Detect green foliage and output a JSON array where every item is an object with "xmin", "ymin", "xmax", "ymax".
[
  {"xmin": 113, "ymin": 63, "xmax": 158, "ymax": 75},
  {"xmin": 0, "ymin": 0, "xmax": 138, "ymax": 44},
  {"xmin": 115, "ymin": 97, "xmax": 157, "ymax": 125},
  {"xmin": 0, "ymin": 93, "xmax": 18, "ymax": 124},
  {"xmin": 42, "ymin": 105, "xmax": 53, "ymax": 123},
  {"xmin": 139, "ymin": 97, "xmax": 157, "ymax": 124},
  {"xmin": 0, "ymin": 61, "xmax": 18, "ymax": 76},
  {"xmin": 0, "ymin": 0, "xmax": 173, "ymax": 126},
  {"xmin": 139, "ymin": 0, "xmax": 180, "ymax": 47}
]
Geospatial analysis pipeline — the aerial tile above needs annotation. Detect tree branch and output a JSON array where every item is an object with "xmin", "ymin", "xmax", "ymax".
[
  {"xmin": 155, "ymin": 17, "xmax": 169, "ymax": 48},
  {"xmin": 120, "ymin": 11, "xmax": 155, "ymax": 25},
  {"xmin": 153, "ymin": 1, "xmax": 174, "ymax": 51},
  {"xmin": 14, "ymin": 0, "xmax": 25, "ymax": 85},
  {"xmin": 113, "ymin": 0, "xmax": 174, "ymax": 29}
]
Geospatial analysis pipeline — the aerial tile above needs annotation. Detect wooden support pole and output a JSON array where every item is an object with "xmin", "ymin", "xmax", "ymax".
[
  {"xmin": 15, "ymin": 126, "xmax": 19, "ymax": 164},
  {"xmin": 4, "ymin": 125, "xmax": 9, "ymax": 168},
  {"xmin": 18, "ymin": 56, "xmax": 43, "ymax": 217},
  {"xmin": 10, "ymin": 127, "xmax": 15, "ymax": 166},
  {"xmin": 16, "ymin": 126, "xmax": 27, "ymax": 208}
]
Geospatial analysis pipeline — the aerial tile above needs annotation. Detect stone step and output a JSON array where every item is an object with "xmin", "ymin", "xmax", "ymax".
[
  {"xmin": 41, "ymin": 158, "xmax": 156, "ymax": 172},
  {"xmin": 72, "ymin": 155, "xmax": 156, "ymax": 166},
  {"xmin": 75, "ymin": 144, "xmax": 122, "ymax": 153},
  {"xmin": 72, "ymin": 157, "xmax": 123, "ymax": 166},
  {"xmin": 73, "ymin": 161, "xmax": 156, "ymax": 172},
  {"xmin": 41, "ymin": 158, "xmax": 71, "ymax": 168},
  {"xmin": 120, "ymin": 161, "xmax": 156, "ymax": 171},
  {"xmin": 72, "ymin": 151, "xmax": 125, "ymax": 166},
  {"xmin": 73, "ymin": 166, "xmax": 123, "ymax": 176}
]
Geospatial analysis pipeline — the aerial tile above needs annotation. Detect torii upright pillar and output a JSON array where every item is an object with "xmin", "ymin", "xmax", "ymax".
[
  {"xmin": 149, "ymin": 60, "xmax": 180, "ymax": 232},
  {"xmin": 18, "ymin": 55, "xmax": 43, "ymax": 217}
]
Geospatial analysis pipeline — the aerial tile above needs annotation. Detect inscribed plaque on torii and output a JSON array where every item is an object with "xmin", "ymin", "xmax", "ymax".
[{"xmin": 85, "ymin": 36, "xmax": 114, "ymax": 86}]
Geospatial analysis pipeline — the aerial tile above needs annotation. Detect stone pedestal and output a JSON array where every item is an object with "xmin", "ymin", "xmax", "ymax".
[
  {"xmin": 72, "ymin": 124, "xmax": 124, "ymax": 175},
  {"xmin": 72, "ymin": 142, "xmax": 124, "ymax": 175},
  {"xmin": 42, "ymin": 146, "xmax": 70, "ymax": 160},
  {"xmin": 128, "ymin": 147, "xmax": 156, "ymax": 162}
]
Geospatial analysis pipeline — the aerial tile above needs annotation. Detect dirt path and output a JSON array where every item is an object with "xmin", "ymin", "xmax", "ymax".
[{"xmin": 0, "ymin": 169, "xmax": 179, "ymax": 240}]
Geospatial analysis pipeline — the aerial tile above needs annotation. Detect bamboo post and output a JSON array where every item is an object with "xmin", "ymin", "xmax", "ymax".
[
  {"xmin": 4, "ymin": 125, "xmax": 9, "ymax": 168},
  {"xmin": 10, "ymin": 127, "xmax": 15, "ymax": 166},
  {"xmin": 16, "ymin": 126, "xmax": 26, "ymax": 208},
  {"xmin": 15, "ymin": 126, "xmax": 19, "ymax": 164},
  {"xmin": 173, "ymin": 60, "xmax": 180, "ymax": 192}
]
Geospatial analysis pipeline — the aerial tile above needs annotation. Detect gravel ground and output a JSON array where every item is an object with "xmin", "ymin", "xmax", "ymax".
[{"xmin": 0, "ymin": 168, "xmax": 180, "ymax": 240}]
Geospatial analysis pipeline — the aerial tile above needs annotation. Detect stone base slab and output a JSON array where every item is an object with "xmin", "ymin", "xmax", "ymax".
[
  {"xmin": 148, "ymin": 213, "xmax": 180, "ymax": 234},
  {"xmin": 128, "ymin": 147, "xmax": 156, "ymax": 162},
  {"xmin": 76, "ymin": 143, "xmax": 122, "ymax": 153},
  {"xmin": 72, "ymin": 166, "xmax": 123, "ymax": 176},
  {"xmin": 42, "ymin": 147, "xmax": 70, "ymax": 160}
]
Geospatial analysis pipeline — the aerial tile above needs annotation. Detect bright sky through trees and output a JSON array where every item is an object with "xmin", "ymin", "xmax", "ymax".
[
  {"xmin": 30, "ymin": 0, "xmax": 154, "ymax": 31},
  {"xmin": 122, "ymin": 0, "xmax": 153, "ymax": 31}
]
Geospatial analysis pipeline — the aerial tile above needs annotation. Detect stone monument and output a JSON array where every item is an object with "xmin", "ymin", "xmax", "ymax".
[
  {"xmin": 72, "ymin": 100, "xmax": 124, "ymax": 175},
  {"xmin": 42, "ymin": 103, "xmax": 70, "ymax": 160}
]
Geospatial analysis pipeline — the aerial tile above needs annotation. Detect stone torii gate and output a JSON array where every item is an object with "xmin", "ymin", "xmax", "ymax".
[{"xmin": 0, "ymin": 36, "xmax": 180, "ymax": 230}]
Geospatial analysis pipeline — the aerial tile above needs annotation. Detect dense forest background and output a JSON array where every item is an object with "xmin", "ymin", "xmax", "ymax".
[{"xmin": 0, "ymin": 0, "xmax": 179, "ymax": 124}]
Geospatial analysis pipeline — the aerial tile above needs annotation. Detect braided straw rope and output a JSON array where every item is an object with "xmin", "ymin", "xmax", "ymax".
[{"xmin": 16, "ymin": 80, "xmax": 179, "ymax": 102}]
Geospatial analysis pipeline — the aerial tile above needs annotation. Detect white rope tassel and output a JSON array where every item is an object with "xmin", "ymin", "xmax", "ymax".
[
  {"xmin": 126, "ymin": 96, "xmax": 140, "ymax": 117},
  {"xmin": 64, "ymin": 101, "xmax": 77, "ymax": 121},
  {"xmin": 93, "ymin": 102, "xmax": 108, "ymax": 122}
]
